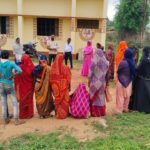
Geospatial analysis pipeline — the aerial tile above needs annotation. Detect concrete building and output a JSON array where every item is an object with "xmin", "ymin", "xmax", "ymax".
[{"xmin": 0, "ymin": 0, "xmax": 108, "ymax": 54}]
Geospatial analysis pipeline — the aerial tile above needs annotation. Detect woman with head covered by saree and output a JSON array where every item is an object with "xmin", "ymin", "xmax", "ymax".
[
  {"xmin": 129, "ymin": 46, "xmax": 150, "ymax": 113},
  {"xmin": 105, "ymin": 42, "xmax": 115, "ymax": 81},
  {"xmin": 81, "ymin": 40, "xmax": 93, "ymax": 76},
  {"xmin": 116, "ymin": 48, "xmax": 136, "ymax": 114},
  {"xmin": 50, "ymin": 54, "xmax": 71, "ymax": 119},
  {"xmin": 115, "ymin": 40, "xmax": 128, "ymax": 70},
  {"xmin": 14, "ymin": 54, "xmax": 34, "ymax": 119},
  {"xmin": 33, "ymin": 54, "xmax": 54, "ymax": 118},
  {"xmin": 88, "ymin": 44, "xmax": 109, "ymax": 117}
]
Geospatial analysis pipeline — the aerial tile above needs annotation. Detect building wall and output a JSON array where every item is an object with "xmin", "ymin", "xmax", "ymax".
[
  {"xmin": 2, "ymin": 17, "xmax": 18, "ymax": 50},
  {"xmin": 23, "ymin": 0, "xmax": 72, "ymax": 17},
  {"xmin": 0, "ymin": 0, "xmax": 17, "ymax": 14},
  {"xmin": 0, "ymin": 0, "xmax": 108, "ymax": 53},
  {"xmin": 76, "ymin": 0, "xmax": 103, "ymax": 18}
]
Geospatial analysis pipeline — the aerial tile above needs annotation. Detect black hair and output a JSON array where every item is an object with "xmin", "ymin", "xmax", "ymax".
[
  {"xmin": 1, "ymin": 50, "xmax": 9, "ymax": 59},
  {"xmin": 67, "ymin": 38, "xmax": 71, "ymax": 44},
  {"xmin": 16, "ymin": 37, "xmax": 20, "ymax": 42},
  {"xmin": 96, "ymin": 43, "xmax": 101, "ymax": 49}
]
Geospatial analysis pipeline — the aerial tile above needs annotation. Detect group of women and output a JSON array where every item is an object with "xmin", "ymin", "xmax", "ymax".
[
  {"xmin": 81, "ymin": 40, "xmax": 150, "ymax": 116},
  {"xmin": 15, "ymin": 54, "xmax": 71, "ymax": 119},
  {"xmin": 12, "ymin": 39, "xmax": 150, "ymax": 122},
  {"xmin": 115, "ymin": 40, "xmax": 150, "ymax": 114}
]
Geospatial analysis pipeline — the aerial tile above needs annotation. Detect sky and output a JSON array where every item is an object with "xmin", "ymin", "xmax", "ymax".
[{"xmin": 107, "ymin": 0, "xmax": 119, "ymax": 21}]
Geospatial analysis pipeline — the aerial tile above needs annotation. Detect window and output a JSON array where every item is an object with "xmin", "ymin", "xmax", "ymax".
[
  {"xmin": 77, "ymin": 19, "xmax": 99, "ymax": 29},
  {"xmin": 0, "ymin": 16, "xmax": 9, "ymax": 34},
  {"xmin": 37, "ymin": 18, "xmax": 59, "ymax": 36}
]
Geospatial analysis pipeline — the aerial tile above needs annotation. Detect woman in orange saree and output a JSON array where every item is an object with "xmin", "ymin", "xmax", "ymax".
[
  {"xmin": 50, "ymin": 54, "xmax": 71, "ymax": 119},
  {"xmin": 115, "ymin": 40, "xmax": 128, "ymax": 70},
  {"xmin": 33, "ymin": 54, "xmax": 54, "ymax": 118}
]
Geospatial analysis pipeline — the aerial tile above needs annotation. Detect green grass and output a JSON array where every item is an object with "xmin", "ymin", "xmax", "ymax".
[{"xmin": 1, "ymin": 112, "xmax": 150, "ymax": 150}]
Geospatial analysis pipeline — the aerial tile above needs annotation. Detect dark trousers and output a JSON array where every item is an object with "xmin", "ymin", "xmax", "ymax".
[
  {"xmin": 64, "ymin": 52, "xmax": 73, "ymax": 68},
  {"xmin": 49, "ymin": 54, "xmax": 56, "ymax": 66}
]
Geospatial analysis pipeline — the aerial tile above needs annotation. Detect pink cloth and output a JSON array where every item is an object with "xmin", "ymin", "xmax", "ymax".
[
  {"xmin": 70, "ymin": 83, "xmax": 90, "ymax": 118},
  {"xmin": 116, "ymin": 81, "xmax": 132, "ymax": 113},
  {"xmin": 81, "ymin": 41, "xmax": 93, "ymax": 76}
]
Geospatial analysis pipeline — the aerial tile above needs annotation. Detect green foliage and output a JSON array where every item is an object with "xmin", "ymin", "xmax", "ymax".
[
  {"xmin": 114, "ymin": 0, "xmax": 149, "ymax": 35},
  {"xmin": 0, "ymin": 144, "xmax": 4, "ymax": 150},
  {"xmin": 107, "ymin": 19, "xmax": 115, "ymax": 31}
]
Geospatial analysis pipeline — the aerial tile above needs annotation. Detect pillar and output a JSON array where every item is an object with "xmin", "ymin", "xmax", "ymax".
[
  {"xmin": 71, "ymin": 0, "xmax": 76, "ymax": 52},
  {"xmin": 101, "ymin": 0, "xmax": 108, "ymax": 47},
  {"xmin": 17, "ymin": 0, "xmax": 23, "ymax": 42}
]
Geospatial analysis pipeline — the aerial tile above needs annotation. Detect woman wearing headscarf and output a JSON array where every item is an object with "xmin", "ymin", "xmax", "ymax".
[
  {"xmin": 105, "ymin": 42, "xmax": 115, "ymax": 81},
  {"xmin": 33, "ymin": 54, "xmax": 54, "ymax": 118},
  {"xmin": 50, "ymin": 54, "xmax": 71, "ymax": 119},
  {"xmin": 14, "ymin": 55, "xmax": 34, "ymax": 119},
  {"xmin": 115, "ymin": 40, "xmax": 128, "ymax": 70},
  {"xmin": 129, "ymin": 46, "xmax": 150, "ymax": 113},
  {"xmin": 14, "ymin": 54, "xmax": 34, "ymax": 119},
  {"xmin": 88, "ymin": 44, "xmax": 109, "ymax": 117},
  {"xmin": 116, "ymin": 48, "xmax": 136, "ymax": 114},
  {"xmin": 81, "ymin": 40, "xmax": 93, "ymax": 76}
]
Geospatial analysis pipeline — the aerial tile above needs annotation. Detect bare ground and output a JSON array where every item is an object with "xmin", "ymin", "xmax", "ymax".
[{"xmin": 0, "ymin": 64, "xmax": 116, "ymax": 142}]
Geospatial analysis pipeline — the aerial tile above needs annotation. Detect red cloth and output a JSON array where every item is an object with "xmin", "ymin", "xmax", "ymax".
[
  {"xmin": 15, "ymin": 54, "xmax": 34, "ymax": 119},
  {"xmin": 50, "ymin": 54, "xmax": 71, "ymax": 119},
  {"xmin": 91, "ymin": 90, "xmax": 106, "ymax": 117},
  {"xmin": 91, "ymin": 105, "xmax": 106, "ymax": 117}
]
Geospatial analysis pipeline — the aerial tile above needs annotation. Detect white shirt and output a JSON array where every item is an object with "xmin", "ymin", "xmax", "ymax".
[
  {"xmin": 13, "ymin": 43, "xmax": 24, "ymax": 55},
  {"xmin": 47, "ymin": 40, "xmax": 59, "ymax": 55},
  {"xmin": 64, "ymin": 43, "xmax": 73, "ymax": 53}
]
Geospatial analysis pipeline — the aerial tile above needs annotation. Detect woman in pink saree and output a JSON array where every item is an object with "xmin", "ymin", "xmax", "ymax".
[{"xmin": 81, "ymin": 41, "xmax": 93, "ymax": 76}]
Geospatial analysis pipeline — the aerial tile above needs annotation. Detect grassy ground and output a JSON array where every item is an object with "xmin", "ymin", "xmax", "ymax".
[{"xmin": 0, "ymin": 112, "xmax": 150, "ymax": 150}]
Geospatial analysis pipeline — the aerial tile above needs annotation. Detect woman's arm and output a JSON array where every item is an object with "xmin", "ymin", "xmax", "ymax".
[{"xmin": 12, "ymin": 63, "xmax": 22, "ymax": 75}]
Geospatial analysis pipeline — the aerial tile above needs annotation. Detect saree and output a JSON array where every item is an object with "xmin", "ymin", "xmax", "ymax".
[
  {"xmin": 81, "ymin": 41, "xmax": 93, "ymax": 76},
  {"xmin": 50, "ymin": 54, "xmax": 71, "ymax": 119},
  {"xmin": 34, "ymin": 64, "xmax": 54, "ymax": 118},
  {"xmin": 116, "ymin": 49, "xmax": 135, "ymax": 113},
  {"xmin": 129, "ymin": 46, "xmax": 150, "ymax": 113},
  {"xmin": 89, "ymin": 48, "xmax": 109, "ymax": 117},
  {"xmin": 115, "ymin": 40, "xmax": 128, "ymax": 70},
  {"xmin": 70, "ymin": 83, "xmax": 90, "ymax": 118},
  {"xmin": 105, "ymin": 43, "xmax": 115, "ymax": 81},
  {"xmin": 14, "ymin": 54, "xmax": 34, "ymax": 119}
]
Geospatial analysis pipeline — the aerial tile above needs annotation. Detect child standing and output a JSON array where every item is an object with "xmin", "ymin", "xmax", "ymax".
[{"xmin": 0, "ymin": 50, "xmax": 23, "ymax": 125}]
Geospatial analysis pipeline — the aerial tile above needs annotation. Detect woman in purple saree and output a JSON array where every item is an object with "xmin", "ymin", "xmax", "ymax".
[{"xmin": 88, "ymin": 43, "xmax": 109, "ymax": 117}]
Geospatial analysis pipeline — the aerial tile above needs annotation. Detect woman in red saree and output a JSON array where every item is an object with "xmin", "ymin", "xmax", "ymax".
[
  {"xmin": 50, "ymin": 54, "xmax": 71, "ymax": 119},
  {"xmin": 14, "ymin": 54, "xmax": 34, "ymax": 119}
]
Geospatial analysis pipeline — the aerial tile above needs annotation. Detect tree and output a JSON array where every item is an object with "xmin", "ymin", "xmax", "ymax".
[{"xmin": 114, "ymin": 0, "xmax": 149, "ymax": 40}]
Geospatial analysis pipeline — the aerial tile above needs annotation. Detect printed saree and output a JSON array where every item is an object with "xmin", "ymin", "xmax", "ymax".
[
  {"xmin": 89, "ymin": 48, "xmax": 109, "ymax": 117},
  {"xmin": 50, "ymin": 54, "xmax": 71, "ymax": 119},
  {"xmin": 34, "ymin": 65, "xmax": 54, "ymax": 118}
]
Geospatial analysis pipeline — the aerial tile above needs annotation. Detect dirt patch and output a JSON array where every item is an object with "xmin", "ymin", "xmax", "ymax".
[{"xmin": 0, "ymin": 63, "xmax": 116, "ymax": 142}]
